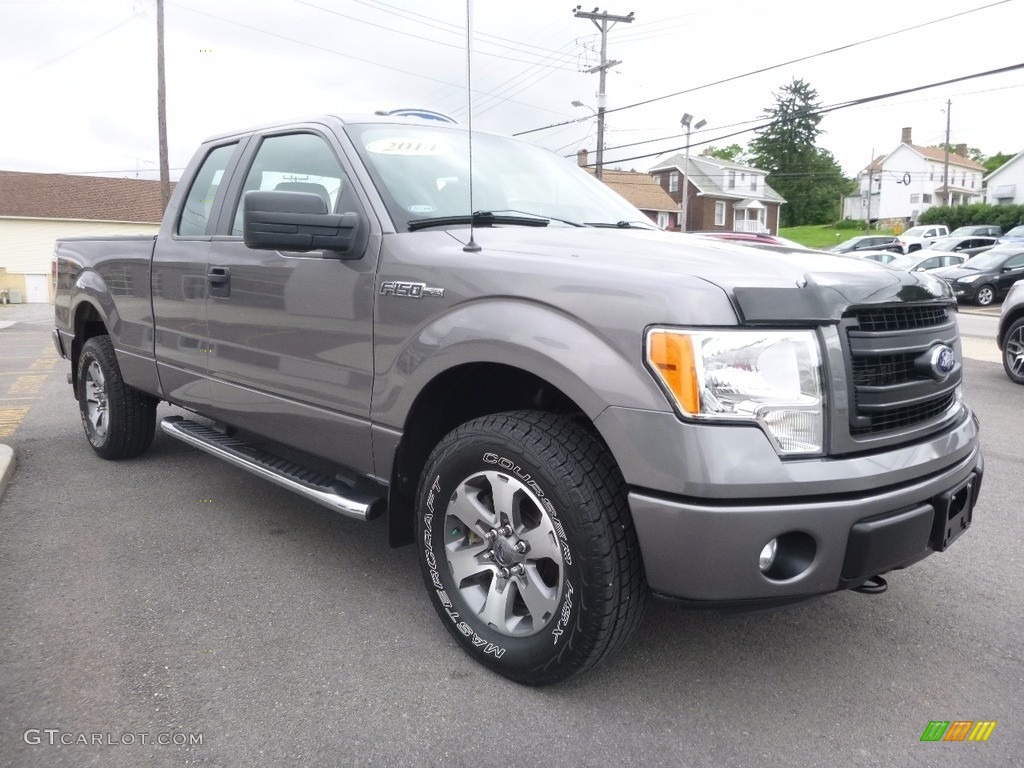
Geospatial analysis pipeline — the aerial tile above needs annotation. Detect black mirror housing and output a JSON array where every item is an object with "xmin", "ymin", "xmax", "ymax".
[{"xmin": 243, "ymin": 190, "xmax": 363, "ymax": 258}]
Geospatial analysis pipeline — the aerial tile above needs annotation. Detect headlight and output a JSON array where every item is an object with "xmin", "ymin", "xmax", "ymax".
[
  {"xmin": 956, "ymin": 274, "xmax": 982, "ymax": 284},
  {"xmin": 646, "ymin": 328, "xmax": 824, "ymax": 455}
]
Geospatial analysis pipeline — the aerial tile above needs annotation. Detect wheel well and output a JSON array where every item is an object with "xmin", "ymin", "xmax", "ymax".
[
  {"xmin": 1000, "ymin": 307, "xmax": 1024, "ymax": 347},
  {"xmin": 71, "ymin": 302, "xmax": 107, "ymax": 397},
  {"xmin": 387, "ymin": 363, "xmax": 586, "ymax": 547}
]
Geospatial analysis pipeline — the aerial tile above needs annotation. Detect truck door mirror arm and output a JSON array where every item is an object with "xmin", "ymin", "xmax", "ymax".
[{"xmin": 242, "ymin": 190, "xmax": 365, "ymax": 259}]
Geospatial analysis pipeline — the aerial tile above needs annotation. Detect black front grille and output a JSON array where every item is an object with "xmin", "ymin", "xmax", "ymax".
[
  {"xmin": 851, "ymin": 352, "xmax": 916, "ymax": 387},
  {"xmin": 843, "ymin": 303, "xmax": 959, "ymax": 438},
  {"xmin": 851, "ymin": 305, "xmax": 949, "ymax": 332},
  {"xmin": 849, "ymin": 393, "xmax": 957, "ymax": 435}
]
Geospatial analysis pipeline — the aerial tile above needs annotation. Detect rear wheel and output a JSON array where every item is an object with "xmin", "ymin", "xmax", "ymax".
[
  {"xmin": 1003, "ymin": 318, "xmax": 1024, "ymax": 384},
  {"xmin": 77, "ymin": 335, "xmax": 157, "ymax": 459},
  {"xmin": 974, "ymin": 284, "xmax": 996, "ymax": 307},
  {"xmin": 417, "ymin": 411, "xmax": 647, "ymax": 685}
]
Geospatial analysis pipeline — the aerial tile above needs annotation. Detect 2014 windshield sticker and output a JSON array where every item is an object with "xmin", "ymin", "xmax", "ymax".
[{"xmin": 366, "ymin": 138, "xmax": 448, "ymax": 156}]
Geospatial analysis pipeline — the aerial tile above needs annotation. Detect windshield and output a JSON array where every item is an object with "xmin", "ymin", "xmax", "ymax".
[
  {"xmin": 888, "ymin": 256, "xmax": 918, "ymax": 269},
  {"xmin": 345, "ymin": 123, "xmax": 649, "ymax": 232},
  {"xmin": 902, "ymin": 226, "xmax": 930, "ymax": 237},
  {"xmin": 929, "ymin": 239, "xmax": 958, "ymax": 252},
  {"xmin": 964, "ymin": 247, "xmax": 1018, "ymax": 269},
  {"xmin": 1005, "ymin": 226, "xmax": 1024, "ymax": 237}
]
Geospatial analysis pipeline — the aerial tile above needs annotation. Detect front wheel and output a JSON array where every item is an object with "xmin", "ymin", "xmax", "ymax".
[
  {"xmin": 417, "ymin": 411, "xmax": 647, "ymax": 685},
  {"xmin": 1003, "ymin": 318, "xmax": 1024, "ymax": 384},
  {"xmin": 974, "ymin": 284, "xmax": 996, "ymax": 307},
  {"xmin": 77, "ymin": 335, "xmax": 157, "ymax": 459}
]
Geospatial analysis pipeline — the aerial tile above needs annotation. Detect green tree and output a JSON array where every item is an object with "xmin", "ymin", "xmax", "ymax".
[
  {"xmin": 702, "ymin": 144, "xmax": 748, "ymax": 164},
  {"xmin": 749, "ymin": 78, "xmax": 848, "ymax": 226},
  {"xmin": 983, "ymin": 151, "xmax": 1017, "ymax": 174}
]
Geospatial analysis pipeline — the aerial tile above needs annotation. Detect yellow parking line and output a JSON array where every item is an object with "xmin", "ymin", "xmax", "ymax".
[
  {"xmin": 0, "ymin": 405, "xmax": 32, "ymax": 438},
  {"xmin": 9, "ymin": 375, "xmax": 49, "ymax": 395}
]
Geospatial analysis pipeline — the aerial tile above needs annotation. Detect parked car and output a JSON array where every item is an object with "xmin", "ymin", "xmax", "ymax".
[
  {"xmin": 932, "ymin": 244, "xmax": 1024, "ymax": 306},
  {"xmin": 897, "ymin": 224, "xmax": 949, "ymax": 254},
  {"xmin": 830, "ymin": 234, "xmax": 902, "ymax": 254},
  {"xmin": 841, "ymin": 249, "xmax": 901, "ymax": 264},
  {"xmin": 997, "ymin": 225, "xmax": 1024, "ymax": 244},
  {"xmin": 948, "ymin": 225, "xmax": 1002, "ymax": 238},
  {"xmin": 887, "ymin": 252, "xmax": 967, "ymax": 273},
  {"xmin": 925, "ymin": 235, "xmax": 998, "ymax": 258},
  {"xmin": 997, "ymin": 282, "xmax": 1024, "ymax": 384}
]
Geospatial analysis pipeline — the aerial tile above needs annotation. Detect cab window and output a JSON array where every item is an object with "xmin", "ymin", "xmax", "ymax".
[{"xmin": 177, "ymin": 143, "xmax": 238, "ymax": 236}]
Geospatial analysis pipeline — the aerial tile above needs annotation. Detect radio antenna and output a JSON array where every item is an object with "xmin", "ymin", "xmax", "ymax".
[{"xmin": 463, "ymin": 0, "xmax": 481, "ymax": 253}]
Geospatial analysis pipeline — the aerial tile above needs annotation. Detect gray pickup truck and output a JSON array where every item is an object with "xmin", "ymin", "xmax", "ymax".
[{"xmin": 53, "ymin": 114, "xmax": 983, "ymax": 685}]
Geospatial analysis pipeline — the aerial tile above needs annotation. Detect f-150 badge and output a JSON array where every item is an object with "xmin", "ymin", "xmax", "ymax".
[{"xmin": 379, "ymin": 281, "xmax": 445, "ymax": 298}]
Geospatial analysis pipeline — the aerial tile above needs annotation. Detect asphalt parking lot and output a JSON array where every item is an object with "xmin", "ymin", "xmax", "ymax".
[{"xmin": 1, "ymin": 302, "xmax": 1021, "ymax": 767}]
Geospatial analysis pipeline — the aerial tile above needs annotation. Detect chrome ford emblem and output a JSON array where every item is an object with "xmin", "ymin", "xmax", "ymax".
[{"xmin": 930, "ymin": 345, "xmax": 956, "ymax": 378}]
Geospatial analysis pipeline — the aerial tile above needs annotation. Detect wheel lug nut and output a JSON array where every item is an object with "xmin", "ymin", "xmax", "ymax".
[
  {"xmin": 512, "ymin": 564, "xmax": 526, "ymax": 576},
  {"xmin": 480, "ymin": 551, "xmax": 493, "ymax": 561},
  {"xmin": 498, "ymin": 567, "xmax": 511, "ymax": 579},
  {"xmin": 485, "ymin": 530, "xmax": 497, "ymax": 541},
  {"xmin": 498, "ymin": 525, "xmax": 512, "ymax": 536},
  {"xmin": 514, "ymin": 541, "xmax": 528, "ymax": 554}
]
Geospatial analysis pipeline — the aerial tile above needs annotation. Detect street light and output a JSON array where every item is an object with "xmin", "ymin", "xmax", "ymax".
[
  {"xmin": 572, "ymin": 100, "xmax": 601, "ymax": 179},
  {"xmin": 680, "ymin": 113, "xmax": 706, "ymax": 232}
]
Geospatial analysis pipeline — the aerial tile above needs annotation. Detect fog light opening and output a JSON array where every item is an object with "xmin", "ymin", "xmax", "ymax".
[
  {"xmin": 759, "ymin": 539, "xmax": 778, "ymax": 573},
  {"xmin": 761, "ymin": 531, "xmax": 817, "ymax": 582}
]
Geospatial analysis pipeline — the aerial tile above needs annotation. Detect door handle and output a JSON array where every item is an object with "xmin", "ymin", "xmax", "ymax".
[{"xmin": 207, "ymin": 267, "xmax": 230, "ymax": 284}]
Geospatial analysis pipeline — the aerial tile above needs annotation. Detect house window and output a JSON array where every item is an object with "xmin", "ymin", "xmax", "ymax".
[
  {"xmin": 929, "ymin": 170, "xmax": 934, "ymax": 181},
  {"xmin": 751, "ymin": 176, "xmax": 758, "ymax": 191},
  {"xmin": 970, "ymin": 176, "xmax": 975, "ymax": 189},
  {"xmin": 714, "ymin": 200, "xmax": 725, "ymax": 226},
  {"xmin": 728, "ymin": 171, "xmax": 736, "ymax": 189},
  {"xmin": 923, "ymin": 193, "xmax": 932, "ymax": 204},
  {"xmin": 657, "ymin": 211, "xmax": 669, "ymax": 229},
  {"xmin": 669, "ymin": 172, "xmax": 679, "ymax": 193},
  {"xmin": 653, "ymin": 174, "xmax": 662, "ymax": 187},
  {"xmin": 910, "ymin": 193, "xmax": 920, "ymax": 203}
]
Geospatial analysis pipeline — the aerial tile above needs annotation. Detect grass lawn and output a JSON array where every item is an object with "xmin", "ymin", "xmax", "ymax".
[{"xmin": 780, "ymin": 225, "xmax": 897, "ymax": 249}]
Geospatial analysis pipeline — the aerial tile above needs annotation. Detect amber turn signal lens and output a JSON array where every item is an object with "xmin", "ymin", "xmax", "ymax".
[{"xmin": 647, "ymin": 331, "xmax": 700, "ymax": 414}]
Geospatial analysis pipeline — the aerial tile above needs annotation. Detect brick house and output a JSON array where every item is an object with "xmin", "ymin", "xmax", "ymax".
[{"xmin": 646, "ymin": 153, "xmax": 785, "ymax": 234}]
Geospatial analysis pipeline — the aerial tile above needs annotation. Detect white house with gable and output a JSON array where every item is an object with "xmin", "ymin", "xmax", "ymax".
[
  {"xmin": 843, "ymin": 127, "xmax": 986, "ymax": 226},
  {"xmin": 984, "ymin": 148, "xmax": 1024, "ymax": 206}
]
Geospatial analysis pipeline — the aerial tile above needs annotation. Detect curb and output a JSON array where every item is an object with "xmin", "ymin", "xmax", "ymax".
[{"xmin": 0, "ymin": 444, "xmax": 15, "ymax": 501}]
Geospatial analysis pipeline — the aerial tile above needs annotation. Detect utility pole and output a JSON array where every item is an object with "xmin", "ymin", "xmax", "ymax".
[
  {"xmin": 157, "ymin": 0, "xmax": 170, "ymax": 210},
  {"xmin": 865, "ymin": 148, "xmax": 874, "ymax": 235},
  {"xmin": 942, "ymin": 99, "xmax": 951, "ymax": 207},
  {"xmin": 573, "ymin": 6, "xmax": 634, "ymax": 181}
]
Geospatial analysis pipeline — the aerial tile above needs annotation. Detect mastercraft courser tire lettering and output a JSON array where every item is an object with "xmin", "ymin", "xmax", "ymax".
[
  {"xmin": 77, "ymin": 335, "xmax": 157, "ymax": 460},
  {"xmin": 416, "ymin": 410, "xmax": 647, "ymax": 685}
]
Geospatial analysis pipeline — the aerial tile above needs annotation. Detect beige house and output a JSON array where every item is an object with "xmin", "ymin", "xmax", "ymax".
[{"xmin": 0, "ymin": 171, "xmax": 170, "ymax": 303}]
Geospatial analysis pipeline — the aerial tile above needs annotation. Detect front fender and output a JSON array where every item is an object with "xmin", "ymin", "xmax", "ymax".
[{"xmin": 372, "ymin": 298, "xmax": 671, "ymax": 429}]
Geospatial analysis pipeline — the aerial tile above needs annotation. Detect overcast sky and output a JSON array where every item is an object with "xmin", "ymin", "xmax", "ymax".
[{"xmin": 1, "ymin": 0, "xmax": 1021, "ymax": 182}]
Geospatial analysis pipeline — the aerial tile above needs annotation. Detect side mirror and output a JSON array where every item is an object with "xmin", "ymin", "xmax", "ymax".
[{"xmin": 243, "ymin": 190, "xmax": 363, "ymax": 259}]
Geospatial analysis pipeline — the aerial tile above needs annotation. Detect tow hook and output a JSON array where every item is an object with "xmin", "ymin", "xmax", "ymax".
[{"xmin": 853, "ymin": 575, "xmax": 888, "ymax": 595}]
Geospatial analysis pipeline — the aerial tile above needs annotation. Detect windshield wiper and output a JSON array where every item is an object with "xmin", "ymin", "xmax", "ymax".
[
  {"xmin": 583, "ymin": 220, "xmax": 658, "ymax": 230},
  {"xmin": 408, "ymin": 211, "xmax": 550, "ymax": 232},
  {"xmin": 486, "ymin": 209, "xmax": 584, "ymax": 227}
]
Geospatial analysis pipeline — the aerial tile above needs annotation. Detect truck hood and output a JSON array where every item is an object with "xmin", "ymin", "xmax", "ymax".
[{"xmin": 446, "ymin": 226, "xmax": 953, "ymax": 323}]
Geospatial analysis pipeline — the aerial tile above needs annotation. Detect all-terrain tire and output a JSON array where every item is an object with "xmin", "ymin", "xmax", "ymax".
[
  {"xmin": 77, "ymin": 335, "xmax": 157, "ymax": 459},
  {"xmin": 1002, "ymin": 317, "xmax": 1024, "ymax": 384},
  {"xmin": 416, "ymin": 410, "xmax": 647, "ymax": 686}
]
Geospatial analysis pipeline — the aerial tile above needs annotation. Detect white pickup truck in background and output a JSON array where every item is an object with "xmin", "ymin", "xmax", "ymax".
[{"xmin": 898, "ymin": 224, "xmax": 949, "ymax": 253}]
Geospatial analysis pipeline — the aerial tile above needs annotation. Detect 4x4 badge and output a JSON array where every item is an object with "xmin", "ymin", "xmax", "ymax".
[{"xmin": 379, "ymin": 281, "xmax": 445, "ymax": 298}]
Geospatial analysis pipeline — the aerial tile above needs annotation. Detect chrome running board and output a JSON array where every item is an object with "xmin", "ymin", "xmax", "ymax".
[{"xmin": 160, "ymin": 416, "xmax": 384, "ymax": 521}]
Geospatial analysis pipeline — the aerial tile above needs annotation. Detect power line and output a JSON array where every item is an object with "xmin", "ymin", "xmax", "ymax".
[
  {"xmin": 580, "ymin": 62, "xmax": 1024, "ymax": 169},
  {"xmin": 515, "ymin": 0, "xmax": 1013, "ymax": 137}
]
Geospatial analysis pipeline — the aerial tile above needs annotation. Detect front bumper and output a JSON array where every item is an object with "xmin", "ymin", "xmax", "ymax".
[{"xmin": 595, "ymin": 404, "xmax": 983, "ymax": 603}]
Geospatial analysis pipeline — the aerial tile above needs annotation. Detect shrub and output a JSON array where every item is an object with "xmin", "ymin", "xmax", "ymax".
[
  {"xmin": 919, "ymin": 203, "xmax": 1024, "ymax": 231},
  {"xmin": 834, "ymin": 218, "xmax": 866, "ymax": 230}
]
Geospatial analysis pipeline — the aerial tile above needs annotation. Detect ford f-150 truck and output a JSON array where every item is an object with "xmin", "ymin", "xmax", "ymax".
[{"xmin": 53, "ymin": 114, "xmax": 983, "ymax": 685}]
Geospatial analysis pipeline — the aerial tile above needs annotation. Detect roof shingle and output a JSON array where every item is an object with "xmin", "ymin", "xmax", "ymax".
[{"xmin": 0, "ymin": 170, "xmax": 173, "ymax": 223}]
